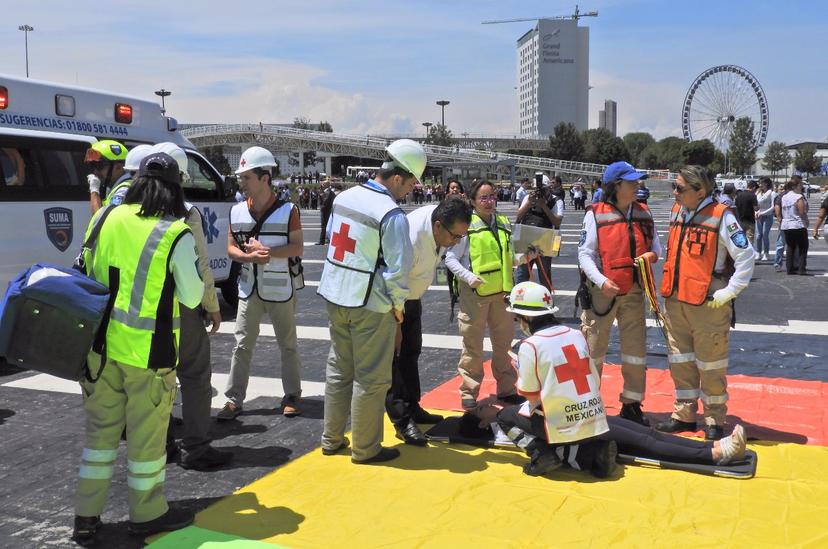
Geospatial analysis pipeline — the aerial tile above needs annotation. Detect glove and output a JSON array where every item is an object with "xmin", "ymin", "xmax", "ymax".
[
  {"xmin": 87, "ymin": 174, "xmax": 101, "ymax": 194},
  {"xmin": 706, "ymin": 288, "xmax": 736, "ymax": 308}
]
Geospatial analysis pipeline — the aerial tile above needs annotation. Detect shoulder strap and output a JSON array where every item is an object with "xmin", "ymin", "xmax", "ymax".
[
  {"xmin": 251, "ymin": 199, "xmax": 286, "ymax": 238},
  {"xmin": 84, "ymin": 204, "xmax": 118, "ymax": 250}
]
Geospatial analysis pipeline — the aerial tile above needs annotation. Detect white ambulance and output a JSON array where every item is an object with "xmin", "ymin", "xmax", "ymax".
[{"xmin": 0, "ymin": 73, "xmax": 238, "ymax": 303}]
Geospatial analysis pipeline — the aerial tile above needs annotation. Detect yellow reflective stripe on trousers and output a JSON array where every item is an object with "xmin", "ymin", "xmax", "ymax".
[
  {"xmin": 81, "ymin": 448, "xmax": 118, "ymax": 462},
  {"xmin": 79, "ymin": 464, "xmax": 114, "ymax": 480},
  {"xmin": 620, "ymin": 354, "xmax": 647, "ymax": 365},
  {"xmin": 675, "ymin": 389, "xmax": 700, "ymax": 399},
  {"xmin": 128, "ymin": 455, "xmax": 167, "ymax": 474},
  {"xmin": 700, "ymin": 391, "xmax": 729, "ymax": 404},
  {"xmin": 127, "ymin": 470, "xmax": 166, "ymax": 491},
  {"xmin": 696, "ymin": 357, "xmax": 728, "ymax": 370},
  {"xmin": 668, "ymin": 352, "xmax": 695, "ymax": 364}
]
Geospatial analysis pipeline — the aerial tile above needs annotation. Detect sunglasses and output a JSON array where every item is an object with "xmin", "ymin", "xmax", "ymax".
[{"xmin": 672, "ymin": 182, "xmax": 692, "ymax": 194}]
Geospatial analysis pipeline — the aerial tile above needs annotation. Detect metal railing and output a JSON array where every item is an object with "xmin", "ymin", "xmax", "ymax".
[{"xmin": 181, "ymin": 124, "xmax": 677, "ymax": 180}]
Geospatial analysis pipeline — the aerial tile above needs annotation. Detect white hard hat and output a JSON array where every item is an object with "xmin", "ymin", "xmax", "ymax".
[
  {"xmin": 124, "ymin": 144, "xmax": 153, "ymax": 172},
  {"xmin": 150, "ymin": 142, "xmax": 188, "ymax": 175},
  {"xmin": 384, "ymin": 139, "xmax": 426, "ymax": 183},
  {"xmin": 505, "ymin": 281, "xmax": 559, "ymax": 317},
  {"xmin": 236, "ymin": 146, "xmax": 276, "ymax": 174}
]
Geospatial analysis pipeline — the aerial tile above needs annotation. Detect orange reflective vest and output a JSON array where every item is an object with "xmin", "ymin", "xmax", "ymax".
[
  {"xmin": 592, "ymin": 202, "xmax": 654, "ymax": 295},
  {"xmin": 660, "ymin": 201, "xmax": 727, "ymax": 305}
]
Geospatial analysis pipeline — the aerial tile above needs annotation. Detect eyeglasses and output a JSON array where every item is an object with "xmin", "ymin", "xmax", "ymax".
[
  {"xmin": 439, "ymin": 222, "xmax": 466, "ymax": 241},
  {"xmin": 672, "ymin": 182, "xmax": 692, "ymax": 194},
  {"xmin": 478, "ymin": 195, "xmax": 498, "ymax": 203}
]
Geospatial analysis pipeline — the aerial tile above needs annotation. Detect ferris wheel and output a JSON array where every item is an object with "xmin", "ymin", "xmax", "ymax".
[{"xmin": 681, "ymin": 65, "xmax": 769, "ymax": 151}]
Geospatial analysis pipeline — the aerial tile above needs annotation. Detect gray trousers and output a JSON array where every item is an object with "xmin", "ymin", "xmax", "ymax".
[
  {"xmin": 322, "ymin": 303, "xmax": 395, "ymax": 461},
  {"xmin": 176, "ymin": 305, "xmax": 214, "ymax": 456},
  {"xmin": 225, "ymin": 292, "xmax": 302, "ymax": 407}
]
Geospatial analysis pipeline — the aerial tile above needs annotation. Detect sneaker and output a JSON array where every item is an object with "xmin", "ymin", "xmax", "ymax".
[
  {"xmin": 717, "ymin": 424, "xmax": 747, "ymax": 465},
  {"xmin": 591, "ymin": 439, "xmax": 618, "ymax": 479},
  {"xmin": 322, "ymin": 437, "xmax": 350, "ymax": 456},
  {"xmin": 522, "ymin": 448, "xmax": 562, "ymax": 477},
  {"xmin": 216, "ymin": 402, "xmax": 241, "ymax": 421},
  {"xmin": 619, "ymin": 402, "xmax": 650, "ymax": 426},
  {"xmin": 352, "ymin": 447, "xmax": 400, "ymax": 465},
  {"xmin": 762, "ymin": 253, "xmax": 770, "ymax": 261},
  {"xmin": 774, "ymin": 265, "xmax": 784, "ymax": 272},
  {"xmin": 281, "ymin": 394, "xmax": 301, "ymax": 418},
  {"xmin": 178, "ymin": 445, "xmax": 233, "ymax": 471},
  {"xmin": 71, "ymin": 516, "xmax": 102, "ymax": 547},
  {"xmin": 127, "ymin": 507, "xmax": 194, "ymax": 536}
]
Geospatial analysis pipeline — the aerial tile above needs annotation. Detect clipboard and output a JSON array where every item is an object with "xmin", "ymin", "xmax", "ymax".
[{"xmin": 512, "ymin": 224, "xmax": 562, "ymax": 257}]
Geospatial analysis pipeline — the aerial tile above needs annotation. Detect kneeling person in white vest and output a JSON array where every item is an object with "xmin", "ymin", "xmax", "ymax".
[{"xmin": 218, "ymin": 147, "xmax": 305, "ymax": 421}]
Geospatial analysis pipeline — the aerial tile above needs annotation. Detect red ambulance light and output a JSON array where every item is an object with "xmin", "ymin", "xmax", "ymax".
[
  {"xmin": 114, "ymin": 103, "xmax": 133, "ymax": 124},
  {"xmin": 0, "ymin": 87, "xmax": 8, "ymax": 109}
]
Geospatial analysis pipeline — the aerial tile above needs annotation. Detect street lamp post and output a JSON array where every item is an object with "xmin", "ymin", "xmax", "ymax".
[
  {"xmin": 422, "ymin": 122, "xmax": 433, "ymax": 138},
  {"xmin": 436, "ymin": 100, "xmax": 450, "ymax": 127},
  {"xmin": 18, "ymin": 25, "xmax": 34, "ymax": 78},
  {"xmin": 154, "ymin": 89, "xmax": 172, "ymax": 114}
]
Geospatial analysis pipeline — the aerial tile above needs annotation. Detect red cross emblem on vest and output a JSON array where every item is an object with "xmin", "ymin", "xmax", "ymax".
[
  {"xmin": 331, "ymin": 222, "xmax": 357, "ymax": 262},
  {"xmin": 555, "ymin": 344, "xmax": 592, "ymax": 396}
]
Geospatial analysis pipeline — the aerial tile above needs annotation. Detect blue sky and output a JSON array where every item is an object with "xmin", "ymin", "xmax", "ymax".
[{"xmin": 1, "ymin": 0, "xmax": 826, "ymax": 143}]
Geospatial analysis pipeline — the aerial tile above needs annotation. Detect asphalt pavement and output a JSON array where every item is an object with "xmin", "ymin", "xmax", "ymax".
[{"xmin": 1, "ymin": 194, "xmax": 826, "ymax": 548}]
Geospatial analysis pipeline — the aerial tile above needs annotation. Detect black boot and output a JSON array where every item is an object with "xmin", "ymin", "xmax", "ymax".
[
  {"xmin": 619, "ymin": 402, "xmax": 650, "ymax": 426},
  {"xmin": 591, "ymin": 439, "xmax": 618, "ymax": 479},
  {"xmin": 71, "ymin": 516, "xmax": 102, "ymax": 547},
  {"xmin": 523, "ymin": 447, "xmax": 562, "ymax": 477},
  {"xmin": 655, "ymin": 418, "xmax": 697, "ymax": 433},
  {"xmin": 128, "ymin": 507, "xmax": 194, "ymax": 536}
]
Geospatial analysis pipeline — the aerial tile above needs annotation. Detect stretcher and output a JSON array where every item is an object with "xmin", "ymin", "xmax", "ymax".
[{"xmin": 425, "ymin": 415, "xmax": 757, "ymax": 479}]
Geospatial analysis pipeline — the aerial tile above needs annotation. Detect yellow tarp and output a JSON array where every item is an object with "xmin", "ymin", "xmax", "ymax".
[{"xmin": 158, "ymin": 418, "xmax": 828, "ymax": 548}]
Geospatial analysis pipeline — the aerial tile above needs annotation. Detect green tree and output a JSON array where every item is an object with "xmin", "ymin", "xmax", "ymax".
[
  {"xmin": 291, "ymin": 117, "xmax": 318, "ymax": 168},
  {"xmin": 762, "ymin": 141, "xmax": 790, "ymax": 178},
  {"xmin": 657, "ymin": 136, "xmax": 686, "ymax": 172},
  {"xmin": 548, "ymin": 122, "xmax": 584, "ymax": 161},
  {"xmin": 793, "ymin": 144, "xmax": 821, "ymax": 176},
  {"xmin": 622, "ymin": 132, "xmax": 655, "ymax": 165},
  {"xmin": 426, "ymin": 123, "xmax": 453, "ymax": 147},
  {"xmin": 201, "ymin": 145, "xmax": 232, "ymax": 175},
  {"xmin": 318, "ymin": 120, "xmax": 334, "ymax": 133},
  {"xmin": 681, "ymin": 139, "xmax": 716, "ymax": 167},
  {"xmin": 728, "ymin": 117, "xmax": 757, "ymax": 174},
  {"xmin": 638, "ymin": 144, "xmax": 660, "ymax": 169},
  {"xmin": 710, "ymin": 149, "xmax": 726, "ymax": 175},
  {"xmin": 582, "ymin": 128, "xmax": 630, "ymax": 164}
]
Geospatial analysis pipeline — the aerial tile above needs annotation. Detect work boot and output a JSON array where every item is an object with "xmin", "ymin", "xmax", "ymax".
[
  {"xmin": 411, "ymin": 406, "xmax": 443, "ymax": 424},
  {"xmin": 705, "ymin": 425, "xmax": 725, "ymax": 441},
  {"xmin": 395, "ymin": 419, "xmax": 428, "ymax": 446},
  {"xmin": 178, "ymin": 445, "xmax": 233, "ymax": 471},
  {"xmin": 619, "ymin": 402, "xmax": 650, "ymax": 426},
  {"xmin": 71, "ymin": 516, "xmax": 102, "ymax": 547},
  {"xmin": 522, "ymin": 448, "xmax": 562, "ymax": 477},
  {"xmin": 655, "ymin": 418, "xmax": 697, "ymax": 434},
  {"xmin": 216, "ymin": 402, "xmax": 242, "ymax": 421},
  {"xmin": 281, "ymin": 394, "xmax": 301, "ymax": 418},
  {"xmin": 352, "ymin": 447, "xmax": 400, "ymax": 465},
  {"xmin": 591, "ymin": 439, "xmax": 618, "ymax": 479},
  {"xmin": 128, "ymin": 507, "xmax": 194, "ymax": 536}
]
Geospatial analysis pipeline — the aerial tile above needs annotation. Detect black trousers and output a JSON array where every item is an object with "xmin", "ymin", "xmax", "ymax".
[
  {"xmin": 167, "ymin": 305, "xmax": 214, "ymax": 457},
  {"xmin": 385, "ymin": 299, "xmax": 423, "ymax": 426},
  {"xmin": 783, "ymin": 228, "xmax": 809, "ymax": 274},
  {"xmin": 497, "ymin": 407, "xmax": 715, "ymax": 469},
  {"xmin": 319, "ymin": 210, "xmax": 331, "ymax": 244}
]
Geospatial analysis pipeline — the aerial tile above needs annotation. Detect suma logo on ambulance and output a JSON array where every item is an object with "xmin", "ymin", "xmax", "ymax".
[{"xmin": 43, "ymin": 207, "xmax": 73, "ymax": 252}]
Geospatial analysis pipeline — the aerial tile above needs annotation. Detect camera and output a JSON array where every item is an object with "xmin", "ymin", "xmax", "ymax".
[{"xmin": 534, "ymin": 172, "xmax": 544, "ymax": 190}]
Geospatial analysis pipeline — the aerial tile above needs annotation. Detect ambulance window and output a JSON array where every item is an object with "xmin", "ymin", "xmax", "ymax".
[
  {"xmin": 183, "ymin": 153, "xmax": 221, "ymax": 201},
  {"xmin": 0, "ymin": 137, "xmax": 88, "ymax": 201}
]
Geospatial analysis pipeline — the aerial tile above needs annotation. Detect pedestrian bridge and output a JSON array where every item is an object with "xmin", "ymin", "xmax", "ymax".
[{"xmin": 181, "ymin": 124, "xmax": 675, "ymax": 180}]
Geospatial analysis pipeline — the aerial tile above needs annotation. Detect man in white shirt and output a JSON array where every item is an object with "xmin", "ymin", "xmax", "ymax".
[{"xmin": 387, "ymin": 197, "xmax": 473, "ymax": 444}]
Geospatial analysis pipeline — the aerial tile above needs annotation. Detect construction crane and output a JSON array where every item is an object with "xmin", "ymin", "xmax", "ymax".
[{"xmin": 482, "ymin": 5, "xmax": 598, "ymax": 25}]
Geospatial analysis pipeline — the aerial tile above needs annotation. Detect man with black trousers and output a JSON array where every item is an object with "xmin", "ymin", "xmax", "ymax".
[
  {"xmin": 387, "ymin": 197, "xmax": 473, "ymax": 444},
  {"xmin": 317, "ymin": 178, "xmax": 335, "ymax": 245}
]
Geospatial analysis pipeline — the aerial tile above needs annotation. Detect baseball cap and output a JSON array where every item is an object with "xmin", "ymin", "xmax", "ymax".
[
  {"xmin": 138, "ymin": 152, "xmax": 181, "ymax": 185},
  {"xmin": 602, "ymin": 161, "xmax": 648, "ymax": 185}
]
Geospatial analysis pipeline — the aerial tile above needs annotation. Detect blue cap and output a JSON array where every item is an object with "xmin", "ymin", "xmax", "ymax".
[{"xmin": 602, "ymin": 161, "xmax": 648, "ymax": 185}]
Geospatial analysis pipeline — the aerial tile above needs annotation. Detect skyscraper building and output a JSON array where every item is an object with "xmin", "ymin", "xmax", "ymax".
[
  {"xmin": 598, "ymin": 99, "xmax": 617, "ymax": 136},
  {"xmin": 517, "ymin": 18, "xmax": 589, "ymax": 136}
]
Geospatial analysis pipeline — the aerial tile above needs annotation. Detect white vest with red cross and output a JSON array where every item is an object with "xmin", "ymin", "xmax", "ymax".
[
  {"xmin": 517, "ymin": 326, "xmax": 609, "ymax": 444},
  {"xmin": 230, "ymin": 200, "xmax": 294, "ymax": 303},
  {"xmin": 317, "ymin": 182, "xmax": 402, "ymax": 307}
]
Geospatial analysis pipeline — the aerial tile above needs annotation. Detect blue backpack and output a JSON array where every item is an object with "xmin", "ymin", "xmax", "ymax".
[{"xmin": 0, "ymin": 263, "xmax": 111, "ymax": 381}]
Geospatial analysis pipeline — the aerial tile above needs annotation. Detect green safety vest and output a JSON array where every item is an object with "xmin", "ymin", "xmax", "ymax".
[
  {"xmin": 84, "ymin": 204, "xmax": 191, "ymax": 369},
  {"xmin": 102, "ymin": 178, "xmax": 133, "ymax": 207},
  {"xmin": 468, "ymin": 212, "xmax": 514, "ymax": 296}
]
